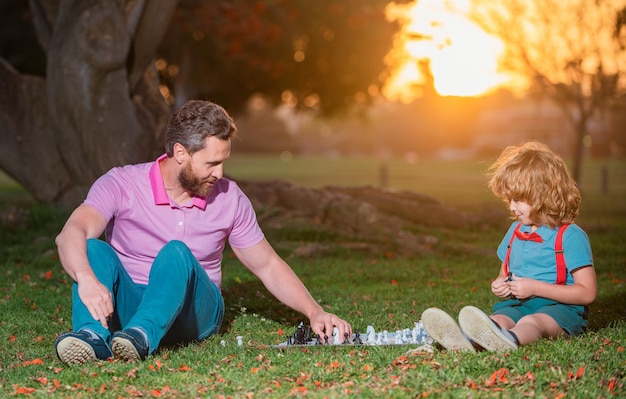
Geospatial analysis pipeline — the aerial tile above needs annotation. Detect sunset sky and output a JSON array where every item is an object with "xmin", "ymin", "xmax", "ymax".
[{"xmin": 383, "ymin": 0, "xmax": 520, "ymax": 101}]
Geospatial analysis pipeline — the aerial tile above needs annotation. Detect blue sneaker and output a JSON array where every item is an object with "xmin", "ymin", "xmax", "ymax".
[
  {"xmin": 112, "ymin": 328, "xmax": 149, "ymax": 361},
  {"xmin": 55, "ymin": 330, "xmax": 112, "ymax": 366}
]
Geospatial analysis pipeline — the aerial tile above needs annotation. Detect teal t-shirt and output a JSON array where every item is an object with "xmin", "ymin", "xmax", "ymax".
[{"xmin": 497, "ymin": 222, "xmax": 593, "ymax": 285}]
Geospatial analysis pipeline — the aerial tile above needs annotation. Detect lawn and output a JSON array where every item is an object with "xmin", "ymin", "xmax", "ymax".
[{"xmin": 0, "ymin": 155, "xmax": 624, "ymax": 398}]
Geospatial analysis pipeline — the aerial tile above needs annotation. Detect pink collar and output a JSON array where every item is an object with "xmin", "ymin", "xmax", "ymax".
[{"xmin": 149, "ymin": 154, "xmax": 208, "ymax": 209}]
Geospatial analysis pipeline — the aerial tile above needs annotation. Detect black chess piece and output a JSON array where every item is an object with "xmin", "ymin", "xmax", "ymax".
[
  {"xmin": 354, "ymin": 330, "xmax": 363, "ymax": 345},
  {"xmin": 324, "ymin": 335, "xmax": 329, "ymax": 344},
  {"xmin": 343, "ymin": 332, "xmax": 350, "ymax": 345},
  {"xmin": 315, "ymin": 334, "xmax": 321, "ymax": 345},
  {"xmin": 294, "ymin": 322, "xmax": 305, "ymax": 345}
]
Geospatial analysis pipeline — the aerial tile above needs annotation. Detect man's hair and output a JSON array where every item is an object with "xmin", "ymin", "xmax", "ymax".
[
  {"xmin": 164, "ymin": 100, "xmax": 238, "ymax": 156},
  {"xmin": 487, "ymin": 142, "xmax": 581, "ymax": 228}
]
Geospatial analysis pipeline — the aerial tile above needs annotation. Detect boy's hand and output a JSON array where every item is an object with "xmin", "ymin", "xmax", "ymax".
[
  {"xmin": 507, "ymin": 275, "xmax": 535, "ymax": 299},
  {"xmin": 491, "ymin": 276, "xmax": 513, "ymax": 298}
]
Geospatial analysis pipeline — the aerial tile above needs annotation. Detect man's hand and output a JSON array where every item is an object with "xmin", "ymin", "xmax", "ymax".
[
  {"xmin": 76, "ymin": 275, "xmax": 114, "ymax": 328},
  {"xmin": 308, "ymin": 310, "xmax": 352, "ymax": 344}
]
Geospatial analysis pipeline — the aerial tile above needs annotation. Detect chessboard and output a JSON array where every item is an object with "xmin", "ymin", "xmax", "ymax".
[{"xmin": 275, "ymin": 321, "xmax": 432, "ymax": 347}]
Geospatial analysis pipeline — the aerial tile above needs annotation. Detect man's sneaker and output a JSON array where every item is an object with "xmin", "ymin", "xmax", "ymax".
[
  {"xmin": 421, "ymin": 308, "xmax": 476, "ymax": 352},
  {"xmin": 55, "ymin": 330, "xmax": 112, "ymax": 366},
  {"xmin": 112, "ymin": 328, "xmax": 149, "ymax": 361},
  {"xmin": 458, "ymin": 306, "xmax": 518, "ymax": 351}
]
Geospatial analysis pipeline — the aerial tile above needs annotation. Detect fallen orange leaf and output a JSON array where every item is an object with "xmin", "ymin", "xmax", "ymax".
[
  {"xmin": 14, "ymin": 385, "xmax": 36, "ymax": 394},
  {"xmin": 575, "ymin": 366, "xmax": 584, "ymax": 379},
  {"xmin": 22, "ymin": 358, "xmax": 44, "ymax": 366},
  {"xmin": 608, "ymin": 378, "xmax": 616, "ymax": 391}
]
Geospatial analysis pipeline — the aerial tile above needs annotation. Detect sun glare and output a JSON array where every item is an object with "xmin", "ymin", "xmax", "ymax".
[{"xmin": 383, "ymin": 0, "xmax": 512, "ymax": 101}]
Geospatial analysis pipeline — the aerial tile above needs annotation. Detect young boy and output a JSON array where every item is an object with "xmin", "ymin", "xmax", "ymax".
[{"xmin": 422, "ymin": 142, "xmax": 597, "ymax": 352}]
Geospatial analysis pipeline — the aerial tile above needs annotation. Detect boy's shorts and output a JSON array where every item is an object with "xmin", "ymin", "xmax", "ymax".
[{"xmin": 492, "ymin": 297, "xmax": 588, "ymax": 336}]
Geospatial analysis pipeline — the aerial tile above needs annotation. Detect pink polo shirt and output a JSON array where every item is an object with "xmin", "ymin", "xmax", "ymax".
[{"xmin": 83, "ymin": 154, "xmax": 264, "ymax": 289}]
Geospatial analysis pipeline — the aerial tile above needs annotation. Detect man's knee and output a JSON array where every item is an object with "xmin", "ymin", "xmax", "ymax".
[
  {"xmin": 159, "ymin": 240, "xmax": 195, "ymax": 262},
  {"xmin": 86, "ymin": 238, "xmax": 110, "ymax": 254},
  {"xmin": 154, "ymin": 241, "xmax": 198, "ymax": 274}
]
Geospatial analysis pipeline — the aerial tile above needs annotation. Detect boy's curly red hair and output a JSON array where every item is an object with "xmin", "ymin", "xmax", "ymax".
[{"xmin": 487, "ymin": 142, "xmax": 581, "ymax": 228}]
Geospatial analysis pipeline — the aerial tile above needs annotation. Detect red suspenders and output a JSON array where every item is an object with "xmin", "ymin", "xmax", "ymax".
[{"xmin": 503, "ymin": 223, "xmax": 570, "ymax": 284}]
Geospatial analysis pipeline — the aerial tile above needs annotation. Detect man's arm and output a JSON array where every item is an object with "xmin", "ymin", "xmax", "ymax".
[
  {"xmin": 56, "ymin": 204, "xmax": 113, "ymax": 328},
  {"xmin": 232, "ymin": 239, "xmax": 352, "ymax": 342}
]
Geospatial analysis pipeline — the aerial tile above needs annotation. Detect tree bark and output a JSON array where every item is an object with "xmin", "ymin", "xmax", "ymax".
[
  {"xmin": 0, "ymin": 58, "xmax": 72, "ymax": 203},
  {"xmin": 0, "ymin": 0, "xmax": 177, "ymax": 206}
]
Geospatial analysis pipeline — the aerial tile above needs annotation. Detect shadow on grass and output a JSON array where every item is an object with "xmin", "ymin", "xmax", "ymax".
[
  {"xmin": 588, "ymin": 289, "xmax": 626, "ymax": 331},
  {"xmin": 220, "ymin": 280, "xmax": 303, "ymax": 334}
]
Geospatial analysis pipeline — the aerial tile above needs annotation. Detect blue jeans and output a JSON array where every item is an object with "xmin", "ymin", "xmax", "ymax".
[{"xmin": 71, "ymin": 239, "xmax": 224, "ymax": 355}]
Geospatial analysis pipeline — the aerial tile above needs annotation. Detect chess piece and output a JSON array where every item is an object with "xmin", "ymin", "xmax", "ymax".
[
  {"xmin": 237, "ymin": 336, "xmax": 243, "ymax": 346},
  {"xmin": 376, "ymin": 332, "xmax": 383, "ymax": 345},
  {"xmin": 343, "ymin": 332, "xmax": 350, "ymax": 345},
  {"xmin": 411, "ymin": 328, "xmax": 418, "ymax": 344},
  {"xmin": 294, "ymin": 322, "xmax": 306, "ymax": 345},
  {"xmin": 366, "ymin": 326, "xmax": 376, "ymax": 345},
  {"xmin": 382, "ymin": 330, "xmax": 390, "ymax": 345},
  {"xmin": 395, "ymin": 330, "xmax": 402, "ymax": 344},
  {"xmin": 332, "ymin": 327, "xmax": 341, "ymax": 345},
  {"xmin": 354, "ymin": 330, "xmax": 363, "ymax": 345}
]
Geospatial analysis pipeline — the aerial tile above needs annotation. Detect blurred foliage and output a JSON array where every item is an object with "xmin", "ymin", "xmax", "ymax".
[
  {"xmin": 0, "ymin": 0, "xmax": 410, "ymax": 116},
  {"xmin": 158, "ymin": 0, "xmax": 410, "ymax": 115}
]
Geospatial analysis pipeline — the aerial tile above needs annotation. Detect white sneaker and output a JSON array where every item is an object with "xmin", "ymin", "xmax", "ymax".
[
  {"xmin": 458, "ymin": 306, "xmax": 518, "ymax": 352},
  {"xmin": 421, "ymin": 308, "xmax": 475, "ymax": 352}
]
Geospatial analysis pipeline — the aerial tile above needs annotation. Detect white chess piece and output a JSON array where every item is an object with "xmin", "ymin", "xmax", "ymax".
[
  {"xmin": 236, "ymin": 336, "xmax": 243, "ymax": 347},
  {"xmin": 376, "ymin": 332, "xmax": 383, "ymax": 345},
  {"xmin": 401, "ymin": 329, "xmax": 410, "ymax": 344},
  {"xmin": 332, "ymin": 326, "xmax": 341, "ymax": 345},
  {"xmin": 366, "ymin": 326, "xmax": 376, "ymax": 345},
  {"xmin": 382, "ymin": 330, "xmax": 390, "ymax": 345},
  {"xmin": 411, "ymin": 328, "xmax": 419, "ymax": 344},
  {"xmin": 397, "ymin": 331, "xmax": 403, "ymax": 344}
]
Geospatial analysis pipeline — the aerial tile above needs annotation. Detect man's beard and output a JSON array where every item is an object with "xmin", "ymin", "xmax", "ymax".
[{"xmin": 177, "ymin": 162, "xmax": 213, "ymax": 197}]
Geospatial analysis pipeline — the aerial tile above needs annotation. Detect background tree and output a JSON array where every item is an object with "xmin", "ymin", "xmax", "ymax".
[
  {"xmin": 0, "ymin": 0, "xmax": 176, "ymax": 206},
  {"xmin": 0, "ymin": 0, "xmax": 406, "ymax": 206},
  {"xmin": 468, "ymin": 0, "xmax": 626, "ymax": 184},
  {"xmin": 157, "ymin": 0, "xmax": 405, "ymax": 116}
]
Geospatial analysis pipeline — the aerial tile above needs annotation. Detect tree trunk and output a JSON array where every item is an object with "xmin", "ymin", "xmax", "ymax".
[
  {"xmin": 0, "ymin": 0, "xmax": 178, "ymax": 207},
  {"xmin": 571, "ymin": 114, "xmax": 588, "ymax": 188}
]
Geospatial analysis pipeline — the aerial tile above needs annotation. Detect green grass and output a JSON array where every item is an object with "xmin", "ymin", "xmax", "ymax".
[{"xmin": 0, "ymin": 157, "xmax": 624, "ymax": 398}]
